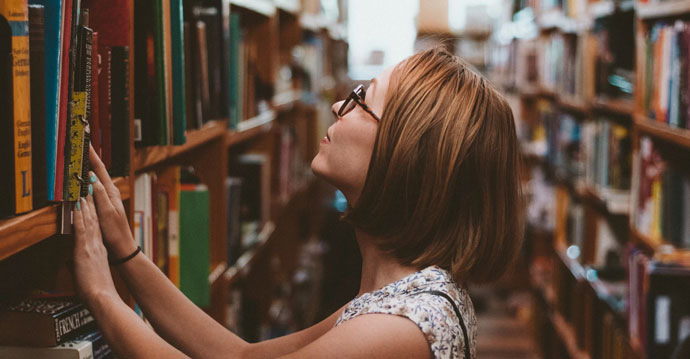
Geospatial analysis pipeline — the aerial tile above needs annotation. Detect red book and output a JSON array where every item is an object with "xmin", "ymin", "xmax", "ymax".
[
  {"xmin": 90, "ymin": 32, "xmax": 100, "ymax": 154},
  {"xmin": 82, "ymin": 0, "xmax": 130, "ymax": 170},
  {"xmin": 54, "ymin": 0, "xmax": 73, "ymax": 200}
]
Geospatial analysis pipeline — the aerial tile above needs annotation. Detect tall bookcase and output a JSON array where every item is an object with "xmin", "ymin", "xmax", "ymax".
[
  {"xmin": 491, "ymin": 1, "xmax": 690, "ymax": 358},
  {"xmin": 0, "ymin": 0, "xmax": 350, "ymax": 339}
]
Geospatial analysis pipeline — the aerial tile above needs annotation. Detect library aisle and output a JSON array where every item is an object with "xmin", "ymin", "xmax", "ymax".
[{"xmin": 2, "ymin": 0, "xmax": 690, "ymax": 358}]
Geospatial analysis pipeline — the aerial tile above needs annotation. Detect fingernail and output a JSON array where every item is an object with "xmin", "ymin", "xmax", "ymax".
[
  {"xmin": 76, "ymin": 201, "xmax": 81, "ymax": 211},
  {"xmin": 88, "ymin": 184, "xmax": 93, "ymax": 196},
  {"xmin": 89, "ymin": 172, "xmax": 98, "ymax": 183}
]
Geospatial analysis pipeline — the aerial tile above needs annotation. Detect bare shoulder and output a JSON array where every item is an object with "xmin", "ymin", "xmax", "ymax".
[{"xmin": 278, "ymin": 313, "xmax": 431, "ymax": 359}]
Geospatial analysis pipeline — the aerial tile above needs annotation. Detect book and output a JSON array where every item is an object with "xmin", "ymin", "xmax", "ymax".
[
  {"xmin": 228, "ymin": 13, "xmax": 240, "ymax": 128},
  {"xmin": 1, "ymin": 0, "xmax": 33, "ymax": 214},
  {"xmin": 170, "ymin": 0, "xmax": 186, "ymax": 145},
  {"xmin": 225, "ymin": 177, "xmax": 242, "ymax": 264},
  {"xmin": 645, "ymin": 263, "xmax": 690, "ymax": 359},
  {"xmin": 134, "ymin": 173, "xmax": 153, "ymax": 260},
  {"xmin": 110, "ymin": 46, "xmax": 129, "ymax": 177},
  {"xmin": 89, "ymin": 31, "xmax": 99, "ymax": 155},
  {"xmin": 65, "ymin": 20, "xmax": 92, "ymax": 201},
  {"xmin": 0, "ymin": 296, "xmax": 96, "ymax": 347},
  {"xmin": 28, "ymin": 4, "xmax": 47, "ymax": 209},
  {"xmin": 0, "ymin": 14, "xmax": 15, "ymax": 217},
  {"xmin": 29, "ymin": 0, "xmax": 63, "ymax": 202},
  {"xmin": 156, "ymin": 166, "xmax": 181, "ymax": 286},
  {"xmin": 82, "ymin": 0, "xmax": 130, "ymax": 169},
  {"xmin": 0, "ymin": 330, "xmax": 113, "ymax": 359},
  {"xmin": 179, "ymin": 183, "xmax": 210, "ymax": 307},
  {"xmin": 235, "ymin": 154, "xmax": 271, "ymax": 249},
  {"xmin": 153, "ymin": 0, "xmax": 169, "ymax": 146}
]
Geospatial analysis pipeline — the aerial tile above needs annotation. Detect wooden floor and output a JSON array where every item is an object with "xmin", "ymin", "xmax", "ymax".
[{"xmin": 472, "ymin": 287, "xmax": 541, "ymax": 359}]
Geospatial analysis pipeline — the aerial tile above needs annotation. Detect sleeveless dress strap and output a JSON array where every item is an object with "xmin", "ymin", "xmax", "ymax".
[{"xmin": 412, "ymin": 290, "xmax": 472, "ymax": 359}]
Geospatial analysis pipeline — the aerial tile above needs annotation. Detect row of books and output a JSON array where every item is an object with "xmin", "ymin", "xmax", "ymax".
[
  {"xmin": 1, "ymin": 0, "xmax": 130, "ymax": 217},
  {"xmin": 134, "ymin": 167, "xmax": 211, "ymax": 307},
  {"xmin": 641, "ymin": 20, "xmax": 690, "ymax": 129},
  {"xmin": 542, "ymin": 104, "xmax": 632, "ymax": 193},
  {"xmin": 628, "ymin": 245, "xmax": 690, "ymax": 359},
  {"xmin": 632, "ymin": 136, "xmax": 690, "ymax": 248},
  {"xmin": 538, "ymin": 32, "xmax": 588, "ymax": 101},
  {"xmin": 0, "ymin": 295, "xmax": 112, "ymax": 358}
]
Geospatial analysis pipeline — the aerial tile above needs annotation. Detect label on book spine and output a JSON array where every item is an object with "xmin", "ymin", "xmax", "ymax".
[{"xmin": 1, "ymin": 1, "xmax": 33, "ymax": 214}]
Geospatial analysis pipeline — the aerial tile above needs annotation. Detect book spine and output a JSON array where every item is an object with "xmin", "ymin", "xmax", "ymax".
[
  {"xmin": 55, "ymin": 0, "xmax": 73, "ymax": 201},
  {"xmin": 35, "ymin": 0, "xmax": 63, "ymax": 202},
  {"xmin": 66, "ymin": 24, "xmax": 92, "ymax": 201},
  {"xmin": 90, "ymin": 31, "xmax": 100, "ymax": 154},
  {"xmin": 153, "ymin": 0, "xmax": 168, "ymax": 145},
  {"xmin": 170, "ymin": 0, "xmax": 186, "ymax": 145},
  {"xmin": 99, "ymin": 46, "xmax": 111, "ymax": 168},
  {"xmin": 110, "ymin": 46, "xmax": 129, "ymax": 177},
  {"xmin": 29, "ymin": 4, "xmax": 47, "ymax": 209},
  {"xmin": 1, "ymin": 0, "xmax": 33, "ymax": 214},
  {"xmin": 0, "ymin": 14, "xmax": 15, "ymax": 217},
  {"xmin": 52, "ymin": 305, "xmax": 96, "ymax": 345}
]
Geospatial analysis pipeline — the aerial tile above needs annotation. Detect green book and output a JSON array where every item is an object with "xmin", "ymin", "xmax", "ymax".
[
  {"xmin": 179, "ymin": 184, "xmax": 210, "ymax": 307},
  {"xmin": 153, "ymin": 0, "xmax": 168, "ymax": 145},
  {"xmin": 228, "ymin": 13, "xmax": 240, "ymax": 129},
  {"xmin": 170, "ymin": 0, "xmax": 186, "ymax": 145}
]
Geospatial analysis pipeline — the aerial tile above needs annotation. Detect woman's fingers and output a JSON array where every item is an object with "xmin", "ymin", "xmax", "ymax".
[
  {"xmin": 90, "ymin": 172, "xmax": 116, "ymax": 217},
  {"xmin": 73, "ymin": 200, "xmax": 86, "ymax": 245},
  {"xmin": 89, "ymin": 145, "xmax": 121, "ymax": 205},
  {"xmin": 86, "ymin": 193, "xmax": 97, "ymax": 223}
]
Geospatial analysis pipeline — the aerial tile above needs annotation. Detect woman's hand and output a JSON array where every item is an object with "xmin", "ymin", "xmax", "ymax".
[
  {"xmin": 88, "ymin": 145, "xmax": 138, "ymax": 258},
  {"xmin": 73, "ymin": 195, "xmax": 118, "ymax": 301}
]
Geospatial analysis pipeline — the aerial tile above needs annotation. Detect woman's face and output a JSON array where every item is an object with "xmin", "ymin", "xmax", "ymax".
[{"xmin": 311, "ymin": 67, "xmax": 393, "ymax": 202}]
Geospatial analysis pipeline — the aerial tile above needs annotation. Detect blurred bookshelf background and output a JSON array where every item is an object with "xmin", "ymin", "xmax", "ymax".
[{"xmin": 2, "ymin": 0, "xmax": 690, "ymax": 358}]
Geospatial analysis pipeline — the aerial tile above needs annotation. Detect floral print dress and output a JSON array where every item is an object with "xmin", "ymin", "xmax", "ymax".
[{"xmin": 335, "ymin": 266, "xmax": 477, "ymax": 359}]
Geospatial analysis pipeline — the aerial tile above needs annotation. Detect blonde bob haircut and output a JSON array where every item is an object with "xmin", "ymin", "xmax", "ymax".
[{"xmin": 344, "ymin": 47, "xmax": 524, "ymax": 284}]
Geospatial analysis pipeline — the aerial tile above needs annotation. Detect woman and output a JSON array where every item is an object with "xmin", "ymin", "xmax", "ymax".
[{"xmin": 73, "ymin": 47, "xmax": 523, "ymax": 359}]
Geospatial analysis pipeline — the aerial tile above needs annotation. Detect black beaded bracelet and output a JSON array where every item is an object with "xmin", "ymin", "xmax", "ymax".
[{"xmin": 109, "ymin": 246, "xmax": 142, "ymax": 266}]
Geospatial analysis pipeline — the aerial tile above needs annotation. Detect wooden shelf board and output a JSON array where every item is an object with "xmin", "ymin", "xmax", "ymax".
[
  {"xmin": 223, "ymin": 222, "xmax": 276, "ymax": 286},
  {"xmin": 630, "ymin": 225, "xmax": 666, "ymax": 252},
  {"xmin": 519, "ymin": 85, "xmax": 557, "ymax": 99},
  {"xmin": 0, "ymin": 177, "xmax": 130, "ymax": 261},
  {"xmin": 554, "ymin": 242, "xmax": 587, "ymax": 281},
  {"xmin": 637, "ymin": 1, "xmax": 690, "ymax": 20},
  {"xmin": 591, "ymin": 97, "xmax": 635, "ymax": 117},
  {"xmin": 589, "ymin": 0, "xmax": 616, "ymax": 19},
  {"xmin": 230, "ymin": 0, "xmax": 276, "ymax": 17},
  {"xmin": 583, "ymin": 186, "xmax": 630, "ymax": 215},
  {"xmin": 300, "ymin": 13, "xmax": 330, "ymax": 32},
  {"xmin": 133, "ymin": 121, "xmax": 227, "ymax": 173},
  {"xmin": 274, "ymin": 0, "xmax": 300, "ymax": 14},
  {"xmin": 209, "ymin": 262, "xmax": 228, "ymax": 286},
  {"xmin": 634, "ymin": 114, "xmax": 690, "ymax": 150},
  {"xmin": 273, "ymin": 91, "xmax": 301, "ymax": 111},
  {"xmin": 226, "ymin": 113, "xmax": 275, "ymax": 147},
  {"xmin": 558, "ymin": 96, "xmax": 591, "ymax": 114}
]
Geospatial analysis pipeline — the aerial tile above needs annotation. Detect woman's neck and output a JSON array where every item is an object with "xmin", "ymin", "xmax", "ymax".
[{"xmin": 355, "ymin": 229, "xmax": 419, "ymax": 296}]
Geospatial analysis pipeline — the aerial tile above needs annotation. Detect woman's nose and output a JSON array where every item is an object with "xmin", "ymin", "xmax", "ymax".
[{"xmin": 332, "ymin": 100, "xmax": 344, "ymax": 120}]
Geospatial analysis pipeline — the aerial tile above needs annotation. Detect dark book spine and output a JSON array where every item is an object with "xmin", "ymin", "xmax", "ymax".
[
  {"xmin": 0, "ymin": 14, "xmax": 14, "ymax": 217},
  {"xmin": 52, "ymin": 305, "xmax": 96, "ymax": 345},
  {"xmin": 29, "ymin": 5, "xmax": 47, "ymax": 209},
  {"xmin": 110, "ymin": 46, "xmax": 129, "ymax": 177},
  {"xmin": 99, "ymin": 47, "xmax": 112, "ymax": 168},
  {"xmin": 90, "ymin": 32, "xmax": 100, "ymax": 155}
]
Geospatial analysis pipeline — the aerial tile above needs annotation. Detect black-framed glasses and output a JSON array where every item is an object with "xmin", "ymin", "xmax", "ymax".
[{"xmin": 337, "ymin": 84, "xmax": 381, "ymax": 122}]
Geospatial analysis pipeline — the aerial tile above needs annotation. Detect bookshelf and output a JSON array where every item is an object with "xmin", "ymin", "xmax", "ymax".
[
  {"xmin": 0, "ymin": 0, "xmax": 350, "ymax": 345},
  {"xmin": 492, "ymin": 1, "xmax": 690, "ymax": 358}
]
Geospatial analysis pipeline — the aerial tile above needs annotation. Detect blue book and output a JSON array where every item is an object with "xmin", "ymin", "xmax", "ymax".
[
  {"xmin": 29, "ymin": 0, "xmax": 62, "ymax": 201},
  {"xmin": 170, "ymin": 0, "xmax": 186, "ymax": 145}
]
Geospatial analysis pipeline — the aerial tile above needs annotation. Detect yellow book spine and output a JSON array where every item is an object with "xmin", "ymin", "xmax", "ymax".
[
  {"xmin": 66, "ymin": 91, "xmax": 87, "ymax": 201},
  {"xmin": 1, "ymin": 0, "xmax": 32, "ymax": 214}
]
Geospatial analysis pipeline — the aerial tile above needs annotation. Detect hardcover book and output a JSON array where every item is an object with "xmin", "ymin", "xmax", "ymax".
[
  {"xmin": 1, "ymin": 0, "xmax": 33, "ymax": 214},
  {"xmin": 0, "ymin": 14, "xmax": 15, "ymax": 217},
  {"xmin": 29, "ymin": 4, "xmax": 47, "ymax": 208},
  {"xmin": 0, "ymin": 297, "xmax": 96, "ymax": 347}
]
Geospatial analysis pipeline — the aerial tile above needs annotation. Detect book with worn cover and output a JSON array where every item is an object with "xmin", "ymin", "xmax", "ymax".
[
  {"xmin": 28, "ymin": 4, "xmax": 47, "ymax": 209},
  {"xmin": 110, "ymin": 45, "xmax": 129, "ymax": 177},
  {"xmin": 0, "ymin": 329, "xmax": 113, "ymax": 358},
  {"xmin": 65, "ymin": 19, "xmax": 92, "ymax": 201},
  {"xmin": 0, "ymin": 14, "xmax": 15, "ymax": 218},
  {"xmin": 0, "ymin": 296, "xmax": 96, "ymax": 347},
  {"xmin": 28, "ymin": 0, "xmax": 63, "ymax": 202},
  {"xmin": 1, "ymin": 0, "xmax": 33, "ymax": 214}
]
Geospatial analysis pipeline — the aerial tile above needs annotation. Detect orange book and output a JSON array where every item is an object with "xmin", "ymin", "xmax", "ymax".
[
  {"xmin": 157, "ymin": 166, "xmax": 181, "ymax": 287},
  {"xmin": 1, "ymin": 0, "xmax": 33, "ymax": 214}
]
